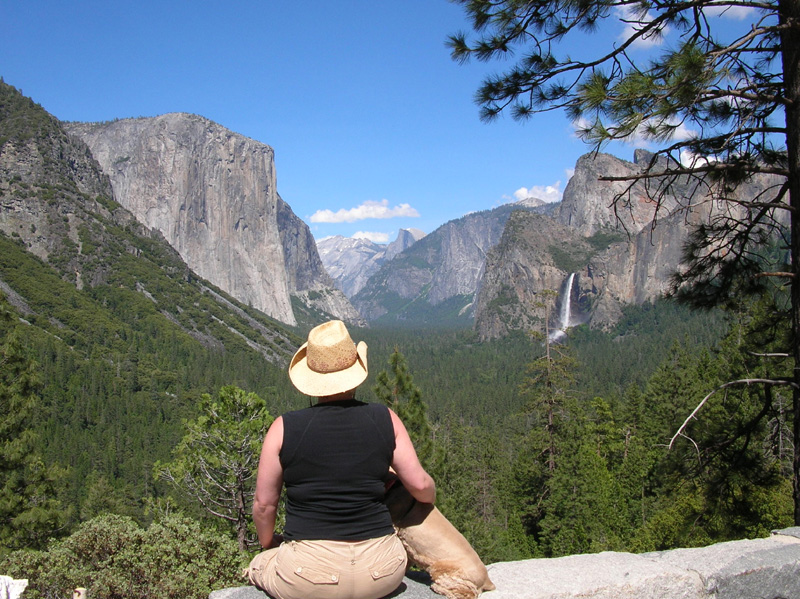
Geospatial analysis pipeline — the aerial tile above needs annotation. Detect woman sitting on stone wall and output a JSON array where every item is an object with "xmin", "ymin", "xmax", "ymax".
[{"xmin": 245, "ymin": 320, "xmax": 436, "ymax": 599}]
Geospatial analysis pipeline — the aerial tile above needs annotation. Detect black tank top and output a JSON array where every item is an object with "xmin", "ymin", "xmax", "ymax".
[{"xmin": 280, "ymin": 400, "xmax": 396, "ymax": 540}]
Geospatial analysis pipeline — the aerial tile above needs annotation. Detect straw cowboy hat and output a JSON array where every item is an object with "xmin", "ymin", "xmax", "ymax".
[{"xmin": 288, "ymin": 320, "xmax": 368, "ymax": 397}]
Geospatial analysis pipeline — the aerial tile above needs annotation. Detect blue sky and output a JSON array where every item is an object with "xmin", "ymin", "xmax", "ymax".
[{"xmin": 1, "ymin": 1, "xmax": 757, "ymax": 243}]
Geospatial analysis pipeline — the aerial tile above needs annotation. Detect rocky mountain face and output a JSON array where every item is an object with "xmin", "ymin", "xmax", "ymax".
[
  {"xmin": 318, "ymin": 236, "xmax": 386, "ymax": 298},
  {"xmin": 475, "ymin": 151, "xmax": 785, "ymax": 340},
  {"xmin": 385, "ymin": 228, "xmax": 426, "ymax": 261},
  {"xmin": 65, "ymin": 114, "xmax": 362, "ymax": 328},
  {"xmin": 0, "ymin": 82, "xmax": 297, "ymax": 363},
  {"xmin": 317, "ymin": 228, "xmax": 426, "ymax": 297},
  {"xmin": 552, "ymin": 151, "xmax": 679, "ymax": 236},
  {"xmin": 473, "ymin": 209, "xmax": 690, "ymax": 339},
  {"xmin": 274, "ymin": 195, "xmax": 365, "ymax": 326},
  {"xmin": 351, "ymin": 200, "xmax": 551, "ymax": 325}
]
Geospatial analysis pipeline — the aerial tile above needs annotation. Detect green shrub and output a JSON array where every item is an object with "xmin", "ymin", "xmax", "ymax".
[
  {"xmin": 587, "ymin": 228, "xmax": 626, "ymax": 250},
  {"xmin": 548, "ymin": 243, "xmax": 590, "ymax": 273},
  {"xmin": 0, "ymin": 513, "xmax": 247, "ymax": 599}
]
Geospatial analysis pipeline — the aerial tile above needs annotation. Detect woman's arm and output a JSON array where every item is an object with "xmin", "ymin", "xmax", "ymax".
[
  {"xmin": 252, "ymin": 416, "xmax": 284, "ymax": 549},
  {"xmin": 389, "ymin": 408, "xmax": 436, "ymax": 504}
]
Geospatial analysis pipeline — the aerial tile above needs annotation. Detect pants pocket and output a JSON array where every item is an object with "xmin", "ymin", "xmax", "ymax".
[
  {"xmin": 293, "ymin": 564, "xmax": 341, "ymax": 586},
  {"xmin": 368, "ymin": 538, "xmax": 408, "ymax": 581}
]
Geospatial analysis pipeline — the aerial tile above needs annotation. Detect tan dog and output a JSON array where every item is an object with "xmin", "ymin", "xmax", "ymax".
[{"xmin": 385, "ymin": 482, "xmax": 495, "ymax": 599}]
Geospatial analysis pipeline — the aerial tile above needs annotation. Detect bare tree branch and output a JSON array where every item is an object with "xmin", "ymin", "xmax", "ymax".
[{"xmin": 670, "ymin": 378, "xmax": 798, "ymax": 450}]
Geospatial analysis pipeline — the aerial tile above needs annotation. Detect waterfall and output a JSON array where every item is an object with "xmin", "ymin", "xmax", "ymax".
[
  {"xmin": 559, "ymin": 272, "xmax": 575, "ymax": 330},
  {"xmin": 549, "ymin": 273, "xmax": 576, "ymax": 342}
]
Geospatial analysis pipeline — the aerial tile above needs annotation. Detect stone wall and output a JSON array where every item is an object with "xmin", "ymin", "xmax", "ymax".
[{"xmin": 211, "ymin": 528, "xmax": 800, "ymax": 599}]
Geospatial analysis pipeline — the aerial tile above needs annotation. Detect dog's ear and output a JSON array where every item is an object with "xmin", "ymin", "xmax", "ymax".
[
  {"xmin": 401, "ymin": 501, "xmax": 433, "ymax": 527},
  {"xmin": 384, "ymin": 480, "xmax": 417, "ymax": 524}
]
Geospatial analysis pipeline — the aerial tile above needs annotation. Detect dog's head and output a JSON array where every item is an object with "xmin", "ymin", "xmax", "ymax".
[{"xmin": 384, "ymin": 480, "xmax": 417, "ymax": 524}]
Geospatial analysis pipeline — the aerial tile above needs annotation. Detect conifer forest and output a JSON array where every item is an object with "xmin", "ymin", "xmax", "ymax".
[{"xmin": 1, "ymin": 237, "xmax": 794, "ymax": 598}]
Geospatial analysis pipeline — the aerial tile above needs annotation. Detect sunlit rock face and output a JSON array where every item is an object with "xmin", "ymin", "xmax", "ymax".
[
  {"xmin": 473, "ymin": 211, "xmax": 590, "ymax": 340},
  {"xmin": 552, "ymin": 151, "xmax": 680, "ymax": 237},
  {"xmin": 67, "ymin": 114, "xmax": 361, "ymax": 327},
  {"xmin": 319, "ymin": 236, "xmax": 386, "ymax": 298},
  {"xmin": 474, "ymin": 151, "xmax": 785, "ymax": 340},
  {"xmin": 1, "ymin": 103, "xmax": 114, "ymax": 269},
  {"xmin": 318, "ymin": 228, "xmax": 425, "ymax": 298},
  {"xmin": 351, "ymin": 203, "xmax": 549, "ymax": 324}
]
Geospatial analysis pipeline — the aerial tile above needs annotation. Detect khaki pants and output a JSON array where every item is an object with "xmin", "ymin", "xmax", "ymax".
[{"xmin": 247, "ymin": 534, "xmax": 407, "ymax": 599}]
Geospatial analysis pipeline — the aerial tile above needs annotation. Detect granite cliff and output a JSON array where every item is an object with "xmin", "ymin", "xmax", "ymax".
[
  {"xmin": 475, "ymin": 151, "xmax": 785, "ymax": 339},
  {"xmin": 336, "ymin": 146, "xmax": 749, "ymax": 334},
  {"xmin": 552, "ymin": 150, "xmax": 681, "ymax": 237},
  {"xmin": 65, "ymin": 114, "xmax": 362, "ymax": 328},
  {"xmin": 473, "ymin": 208, "xmax": 692, "ymax": 339},
  {"xmin": 351, "ymin": 199, "xmax": 550, "ymax": 325},
  {"xmin": 318, "ymin": 228, "xmax": 426, "ymax": 297},
  {"xmin": 0, "ymin": 82, "xmax": 296, "ymax": 363}
]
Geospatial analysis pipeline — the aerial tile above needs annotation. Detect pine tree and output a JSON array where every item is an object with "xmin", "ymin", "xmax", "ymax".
[
  {"xmin": 154, "ymin": 385, "xmax": 272, "ymax": 551},
  {"xmin": 512, "ymin": 291, "xmax": 583, "ymax": 552},
  {"xmin": 518, "ymin": 291, "xmax": 577, "ymax": 474},
  {"xmin": 538, "ymin": 431, "xmax": 624, "ymax": 556},
  {"xmin": 0, "ymin": 299, "xmax": 68, "ymax": 552},
  {"xmin": 449, "ymin": 0, "xmax": 800, "ymax": 523},
  {"xmin": 374, "ymin": 348, "xmax": 434, "ymax": 469}
]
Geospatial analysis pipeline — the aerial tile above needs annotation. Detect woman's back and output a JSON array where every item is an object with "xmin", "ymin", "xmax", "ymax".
[{"xmin": 280, "ymin": 400, "xmax": 396, "ymax": 541}]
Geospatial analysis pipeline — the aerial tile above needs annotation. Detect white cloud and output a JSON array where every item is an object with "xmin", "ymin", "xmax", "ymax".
[
  {"xmin": 572, "ymin": 116, "xmax": 697, "ymax": 146},
  {"xmin": 572, "ymin": 116, "xmax": 594, "ymax": 141},
  {"xmin": 310, "ymin": 199, "xmax": 420, "ymax": 223},
  {"xmin": 679, "ymin": 149, "xmax": 718, "ymax": 168},
  {"xmin": 512, "ymin": 181, "xmax": 564, "ymax": 204},
  {"xmin": 703, "ymin": 1, "xmax": 756, "ymax": 19},
  {"xmin": 670, "ymin": 121, "xmax": 698, "ymax": 141},
  {"xmin": 615, "ymin": 6, "xmax": 669, "ymax": 48},
  {"xmin": 632, "ymin": 119, "xmax": 697, "ymax": 145},
  {"xmin": 615, "ymin": 2, "xmax": 754, "ymax": 49}
]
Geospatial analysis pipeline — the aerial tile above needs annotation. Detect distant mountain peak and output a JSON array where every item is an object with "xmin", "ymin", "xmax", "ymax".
[
  {"xmin": 318, "ymin": 229, "xmax": 426, "ymax": 298},
  {"xmin": 512, "ymin": 196, "xmax": 548, "ymax": 209}
]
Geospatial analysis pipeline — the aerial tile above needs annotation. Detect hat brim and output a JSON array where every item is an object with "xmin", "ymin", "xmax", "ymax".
[{"xmin": 288, "ymin": 340, "xmax": 368, "ymax": 397}]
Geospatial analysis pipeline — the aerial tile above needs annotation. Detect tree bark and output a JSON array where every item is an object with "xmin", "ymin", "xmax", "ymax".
[
  {"xmin": 236, "ymin": 474, "xmax": 247, "ymax": 551},
  {"xmin": 779, "ymin": 0, "xmax": 800, "ymax": 525}
]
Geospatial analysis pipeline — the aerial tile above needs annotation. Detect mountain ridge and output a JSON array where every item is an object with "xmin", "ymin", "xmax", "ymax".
[
  {"xmin": 475, "ymin": 151, "xmax": 786, "ymax": 339},
  {"xmin": 350, "ymin": 201, "xmax": 552, "ymax": 326},
  {"xmin": 318, "ymin": 228, "xmax": 426, "ymax": 297},
  {"xmin": 0, "ymin": 83, "xmax": 298, "ymax": 363},
  {"xmin": 0, "ymin": 80, "xmax": 303, "ymax": 520}
]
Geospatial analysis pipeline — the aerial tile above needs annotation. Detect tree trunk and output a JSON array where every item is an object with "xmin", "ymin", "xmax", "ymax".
[
  {"xmin": 236, "ymin": 475, "xmax": 248, "ymax": 551},
  {"xmin": 779, "ymin": 0, "xmax": 800, "ymax": 525}
]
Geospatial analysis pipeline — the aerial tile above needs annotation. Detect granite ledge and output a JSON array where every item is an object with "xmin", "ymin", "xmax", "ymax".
[{"xmin": 211, "ymin": 528, "xmax": 800, "ymax": 599}]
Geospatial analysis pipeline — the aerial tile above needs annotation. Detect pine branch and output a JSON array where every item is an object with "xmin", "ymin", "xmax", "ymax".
[
  {"xmin": 599, "ymin": 161, "xmax": 791, "ymax": 183},
  {"xmin": 669, "ymin": 377, "xmax": 797, "ymax": 450}
]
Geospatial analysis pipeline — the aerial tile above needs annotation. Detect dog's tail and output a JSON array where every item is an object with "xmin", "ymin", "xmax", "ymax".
[
  {"xmin": 429, "ymin": 562, "xmax": 495, "ymax": 598},
  {"xmin": 430, "ymin": 574, "xmax": 480, "ymax": 599}
]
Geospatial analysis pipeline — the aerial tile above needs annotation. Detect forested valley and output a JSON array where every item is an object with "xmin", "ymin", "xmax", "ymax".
[{"xmin": 3, "ymin": 242, "xmax": 794, "ymax": 598}]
